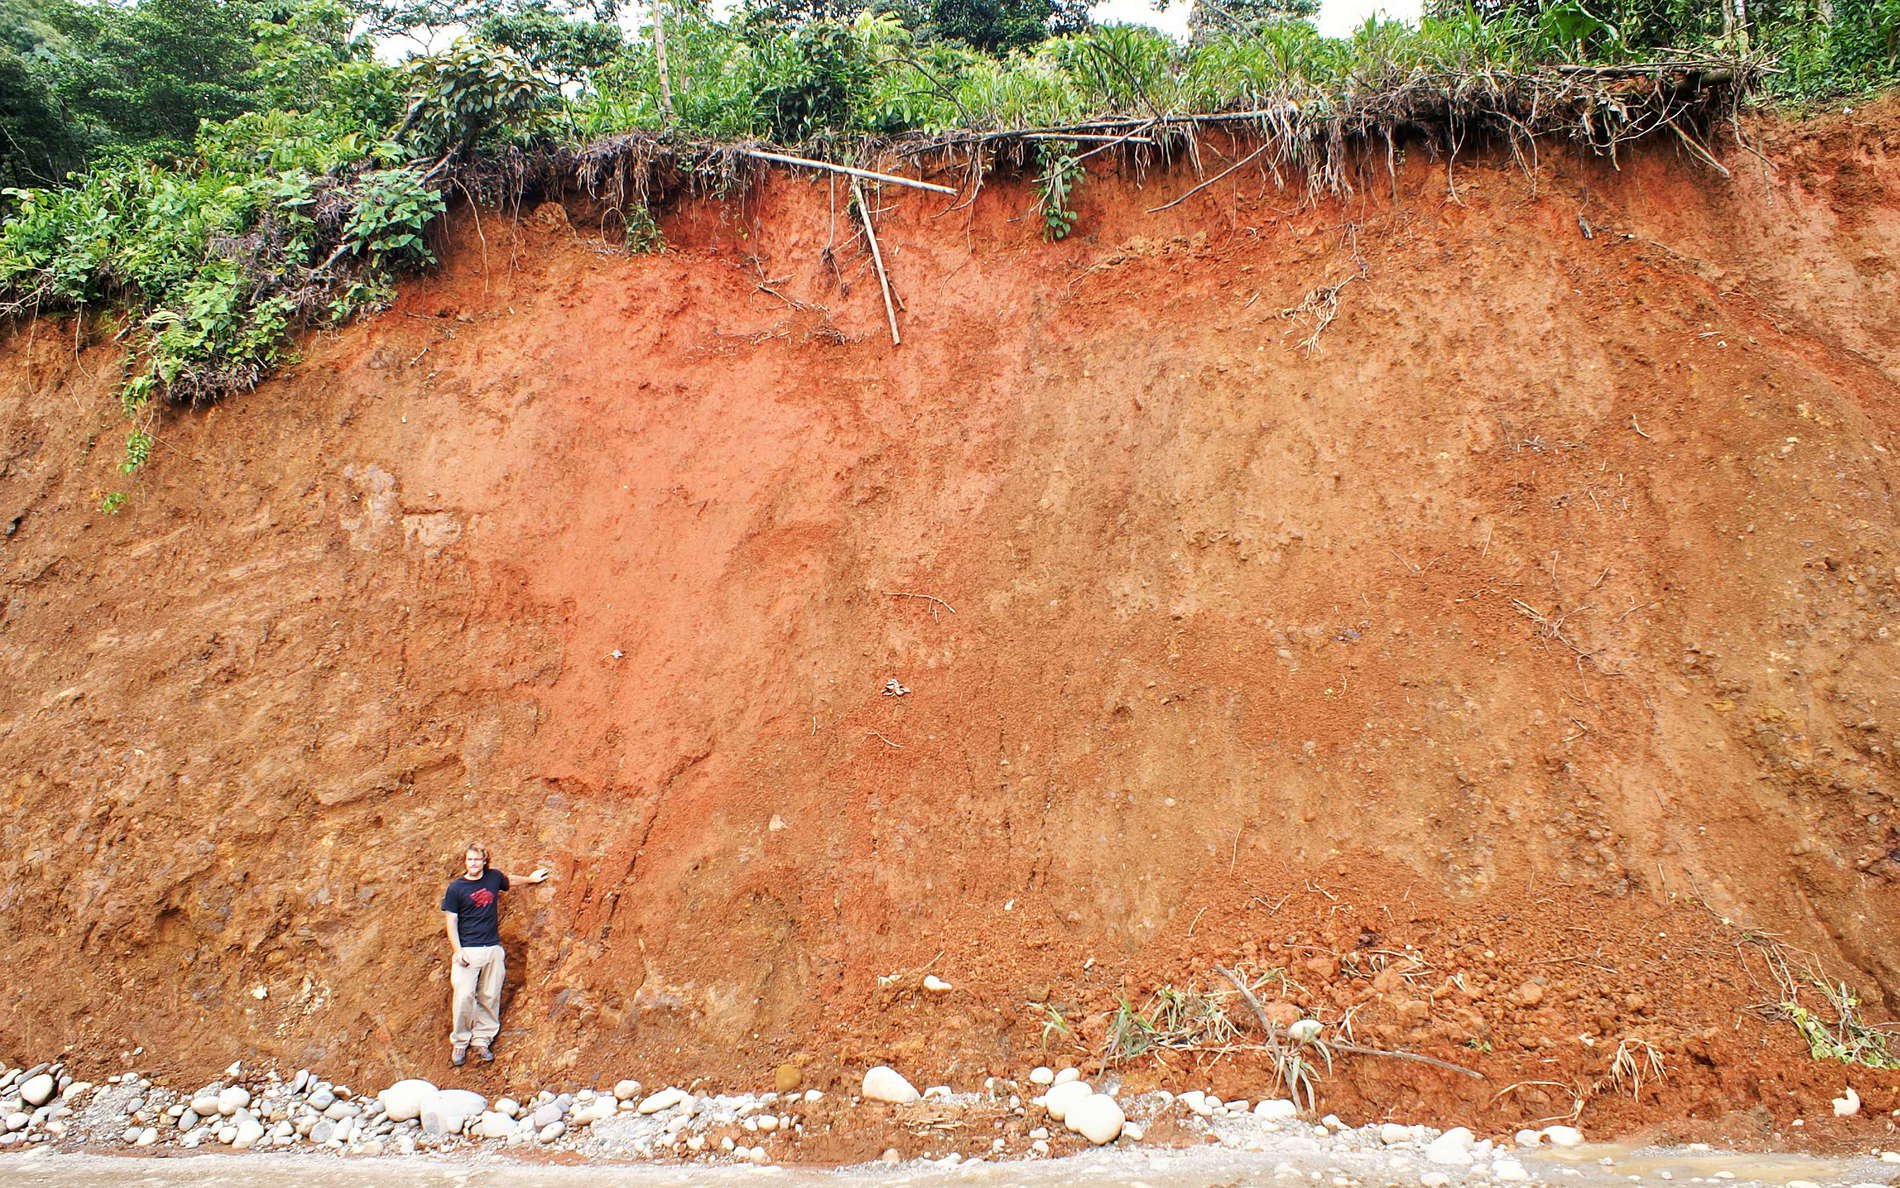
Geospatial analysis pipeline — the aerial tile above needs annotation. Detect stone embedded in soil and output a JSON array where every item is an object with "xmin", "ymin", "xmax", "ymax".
[
  {"xmin": 922, "ymin": 974, "xmax": 952, "ymax": 993},
  {"xmin": 217, "ymin": 1086, "xmax": 251, "ymax": 1116},
  {"xmin": 1065, "ymin": 1093, "xmax": 1125, "ymax": 1144},
  {"xmin": 1253, "ymin": 1098, "xmax": 1299, "ymax": 1121},
  {"xmin": 636, "ymin": 1087, "xmax": 690, "ymax": 1115},
  {"xmin": 1542, "ymin": 1124, "xmax": 1585, "ymax": 1147},
  {"xmin": 773, "ymin": 1064, "xmax": 803, "ymax": 1093},
  {"xmin": 1042, "ymin": 1080, "xmax": 1093, "ymax": 1122},
  {"xmin": 1028, "ymin": 1067, "xmax": 1055, "ymax": 1086},
  {"xmin": 613, "ymin": 1079, "xmax": 642, "ymax": 1101},
  {"xmin": 861, "ymin": 1066, "xmax": 920, "ymax": 1105}
]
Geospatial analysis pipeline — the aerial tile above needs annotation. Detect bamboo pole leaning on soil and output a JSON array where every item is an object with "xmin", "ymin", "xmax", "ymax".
[
  {"xmin": 852, "ymin": 181, "xmax": 903, "ymax": 347},
  {"xmin": 741, "ymin": 149, "xmax": 956, "ymax": 195}
]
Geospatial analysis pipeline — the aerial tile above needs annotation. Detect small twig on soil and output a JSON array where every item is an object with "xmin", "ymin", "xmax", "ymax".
[
  {"xmin": 1217, "ymin": 965, "xmax": 1484, "ymax": 1081},
  {"xmin": 1330, "ymin": 1039, "xmax": 1487, "ymax": 1080},
  {"xmin": 1529, "ymin": 952, "xmax": 1620, "ymax": 974},
  {"xmin": 1662, "ymin": 115, "xmax": 1731, "ymax": 177},
  {"xmin": 865, "ymin": 730, "xmax": 903, "ymax": 749},
  {"xmin": 1215, "ymin": 964, "xmax": 1277, "ymax": 1036},
  {"xmin": 852, "ymin": 181, "xmax": 903, "ymax": 347},
  {"xmin": 1611, "ymin": 599, "xmax": 1659, "ymax": 626},
  {"xmin": 1188, "ymin": 907, "xmax": 1208, "ymax": 938},
  {"xmin": 1281, "ymin": 261, "xmax": 1366, "ymax": 352},
  {"xmin": 886, "ymin": 590, "xmax": 956, "ymax": 618},
  {"xmin": 1146, "ymin": 141, "xmax": 1270, "ymax": 213},
  {"xmin": 1629, "ymin": 414, "xmax": 1653, "ymax": 439},
  {"xmin": 1492, "ymin": 1079, "xmax": 1586, "ymax": 1123}
]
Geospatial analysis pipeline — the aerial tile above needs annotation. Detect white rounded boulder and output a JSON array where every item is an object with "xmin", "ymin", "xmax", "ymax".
[
  {"xmin": 422, "ymin": 1088, "xmax": 487, "ymax": 1134},
  {"xmin": 18, "ymin": 1075, "xmax": 54, "ymax": 1108},
  {"xmin": 377, "ymin": 1079, "xmax": 439, "ymax": 1122},
  {"xmin": 1065, "ymin": 1093, "xmax": 1125, "ymax": 1144},
  {"xmin": 862, "ymin": 1066, "xmax": 920, "ymax": 1105},
  {"xmin": 1042, "ymin": 1080, "xmax": 1093, "ymax": 1122},
  {"xmin": 1425, "ymin": 1126, "xmax": 1476, "ymax": 1166},
  {"xmin": 636, "ymin": 1087, "xmax": 690, "ymax": 1115}
]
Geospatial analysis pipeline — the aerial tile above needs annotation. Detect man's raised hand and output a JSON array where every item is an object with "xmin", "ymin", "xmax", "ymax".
[{"xmin": 528, "ymin": 867, "xmax": 551, "ymax": 884}]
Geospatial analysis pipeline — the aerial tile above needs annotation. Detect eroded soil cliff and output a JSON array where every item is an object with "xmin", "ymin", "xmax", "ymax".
[{"xmin": 1, "ymin": 101, "xmax": 1896, "ymax": 1153}]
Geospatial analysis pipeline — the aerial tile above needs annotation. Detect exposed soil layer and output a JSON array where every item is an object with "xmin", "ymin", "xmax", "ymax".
[{"xmin": 1, "ymin": 101, "xmax": 1897, "ymax": 1151}]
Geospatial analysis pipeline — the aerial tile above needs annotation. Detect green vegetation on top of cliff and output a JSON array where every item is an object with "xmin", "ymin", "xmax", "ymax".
[{"xmin": 0, "ymin": 0, "xmax": 1892, "ymax": 499}]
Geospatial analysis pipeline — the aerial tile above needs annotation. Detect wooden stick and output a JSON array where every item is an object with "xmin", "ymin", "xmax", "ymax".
[
  {"xmin": 1019, "ymin": 132, "xmax": 1157, "ymax": 143},
  {"xmin": 1148, "ymin": 141, "xmax": 1271, "ymax": 213},
  {"xmin": 853, "ymin": 181, "xmax": 902, "ymax": 347},
  {"xmin": 743, "ymin": 149, "xmax": 955, "ymax": 194},
  {"xmin": 1216, "ymin": 965, "xmax": 1485, "ymax": 1079},
  {"xmin": 1215, "ymin": 964, "xmax": 1277, "ymax": 1036},
  {"xmin": 885, "ymin": 591, "xmax": 956, "ymax": 615},
  {"xmin": 1330, "ymin": 1039, "xmax": 1487, "ymax": 1080}
]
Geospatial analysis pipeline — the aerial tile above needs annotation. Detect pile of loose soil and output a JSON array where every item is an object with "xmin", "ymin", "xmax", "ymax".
[{"xmin": 0, "ymin": 101, "xmax": 1894, "ymax": 1150}]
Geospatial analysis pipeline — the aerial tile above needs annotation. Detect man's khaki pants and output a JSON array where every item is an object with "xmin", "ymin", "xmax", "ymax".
[{"xmin": 449, "ymin": 944, "xmax": 506, "ymax": 1047}]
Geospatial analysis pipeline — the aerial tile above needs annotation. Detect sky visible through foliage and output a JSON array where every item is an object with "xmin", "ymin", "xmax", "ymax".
[{"xmin": 1099, "ymin": 0, "xmax": 1423, "ymax": 38}]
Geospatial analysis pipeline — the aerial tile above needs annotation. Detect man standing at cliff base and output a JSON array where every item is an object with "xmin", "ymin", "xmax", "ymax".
[{"xmin": 442, "ymin": 842, "xmax": 549, "ymax": 1066}]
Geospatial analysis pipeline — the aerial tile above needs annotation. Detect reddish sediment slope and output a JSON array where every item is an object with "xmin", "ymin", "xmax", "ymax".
[{"xmin": 0, "ymin": 101, "xmax": 1895, "ymax": 1150}]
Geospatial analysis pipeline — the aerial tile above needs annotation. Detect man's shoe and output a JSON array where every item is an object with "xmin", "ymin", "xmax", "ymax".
[
  {"xmin": 474, "ymin": 1043, "xmax": 494, "ymax": 1063},
  {"xmin": 451, "ymin": 1045, "xmax": 468, "ymax": 1067}
]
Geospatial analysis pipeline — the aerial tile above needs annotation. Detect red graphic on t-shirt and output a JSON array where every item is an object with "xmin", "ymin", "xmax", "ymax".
[{"xmin": 470, "ymin": 889, "xmax": 495, "ymax": 908}]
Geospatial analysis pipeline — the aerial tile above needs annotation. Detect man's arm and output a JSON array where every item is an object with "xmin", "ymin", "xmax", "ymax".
[
  {"xmin": 498, "ymin": 867, "xmax": 552, "ymax": 885},
  {"xmin": 443, "ymin": 911, "xmax": 466, "ymax": 966}
]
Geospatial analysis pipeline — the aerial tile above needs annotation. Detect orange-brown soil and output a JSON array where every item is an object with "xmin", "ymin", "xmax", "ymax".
[{"xmin": 1, "ymin": 100, "xmax": 1896, "ymax": 1156}]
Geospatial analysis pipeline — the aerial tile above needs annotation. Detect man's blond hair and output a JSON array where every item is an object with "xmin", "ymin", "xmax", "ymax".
[{"xmin": 461, "ymin": 841, "xmax": 490, "ymax": 873}]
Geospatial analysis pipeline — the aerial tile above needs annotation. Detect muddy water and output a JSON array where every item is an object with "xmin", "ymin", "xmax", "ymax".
[{"xmin": 0, "ymin": 1145, "xmax": 1888, "ymax": 1187}]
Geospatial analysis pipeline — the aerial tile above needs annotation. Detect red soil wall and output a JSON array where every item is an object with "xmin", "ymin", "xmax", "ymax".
[{"xmin": 1, "ymin": 102, "xmax": 1896, "ymax": 1147}]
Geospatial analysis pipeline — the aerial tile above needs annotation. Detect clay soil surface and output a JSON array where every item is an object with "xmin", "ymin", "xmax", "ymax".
[{"xmin": 1, "ymin": 101, "xmax": 1897, "ymax": 1155}]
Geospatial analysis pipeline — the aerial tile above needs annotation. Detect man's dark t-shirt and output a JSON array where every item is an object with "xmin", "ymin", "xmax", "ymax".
[{"xmin": 441, "ymin": 869, "xmax": 510, "ymax": 947}]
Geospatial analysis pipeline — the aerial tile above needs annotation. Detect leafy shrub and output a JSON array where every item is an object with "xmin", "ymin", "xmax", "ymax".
[
  {"xmin": 1034, "ymin": 145, "xmax": 1082, "ymax": 239},
  {"xmin": 345, "ymin": 168, "xmax": 447, "ymax": 267},
  {"xmin": 402, "ymin": 39, "xmax": 557, "ymax": 155}
]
